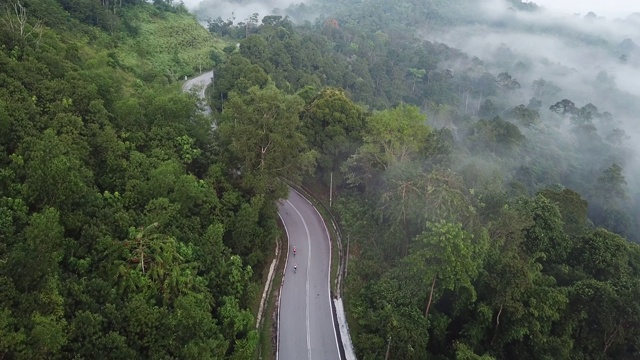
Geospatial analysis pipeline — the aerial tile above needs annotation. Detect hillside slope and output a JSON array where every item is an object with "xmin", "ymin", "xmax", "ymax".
[{"xmin": 0, "ymin": 1, "xmax": 271, "ymax": 359}]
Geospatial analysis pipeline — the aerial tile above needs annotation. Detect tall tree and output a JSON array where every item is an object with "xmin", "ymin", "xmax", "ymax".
[
  {"xmin": 301, "ymin": 87, "xmax": 367, "ymax": 187},
  {"xmin": 570, "ymin": 228, "xmax": 630, "ymax": 281},
  {"xmin": 217, "ymin": 85, "xmax": 316, "ymax": 197},
  {"xmin": 409, "ymin": 221, "xmax": 487, "ymax": 321},
  {"xmin": 343, "ymin": 103, "xmax": 430, "ymax": 188},
  {"xmin": 593, "ymin": 163, "xmax": 627, "ymax": 204},
  {"xmin": 539, "ymin": 188, "xmax": 589, "ymax": 236},
  {"xmin": 514, "ymin": 195, "xmax": 569, "ymax": 264},
  {"xmin": 589, "ymin": 163, "xmax": 630, "ymax": 235}
]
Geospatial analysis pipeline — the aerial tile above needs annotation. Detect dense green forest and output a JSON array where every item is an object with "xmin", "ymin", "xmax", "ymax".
[
  {"xmin": 2, "ymin": 0, "xmax": 640, "ymax": 358},
  {"xmin": 0, "ymin": 0, "xmax": 288, "ymax": 358},
  {"xmin": 202, "ymin": 0, "xmax": 640, "ymax": 358}
]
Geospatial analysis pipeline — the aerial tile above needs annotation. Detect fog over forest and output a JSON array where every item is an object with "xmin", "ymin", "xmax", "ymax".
[
  {"xmin": 534, "ymin": 0, "xmax": 638, "ymax": 19},
  {"xmin": 189, "ymin": 0, "xmax": 640, "ymax": 225},
  {"xmin": 187, "ymin": 2, "xmax": 639, "ymax": 144},
  {"xmin": 425, "ymin": 0, "xmax": 640, "ymax": 185},
  {"xmin": 437, "ymin": 0, "xmax": 640, "ymax": 106},
  {"xmin": 186, "ymin": 0, "xmax": 304, "ymax": 23}
]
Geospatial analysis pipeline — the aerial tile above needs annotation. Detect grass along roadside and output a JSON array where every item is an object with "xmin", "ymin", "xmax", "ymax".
[
  {"xmin": 116, "ymin": 5, "xmax": 226, "ymax": 82},
  {"xmin": 256, "ymin": 231, "xmax": 286, "ymax": 360}
]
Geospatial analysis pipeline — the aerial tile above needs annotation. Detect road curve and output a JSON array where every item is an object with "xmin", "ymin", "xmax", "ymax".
[
  {"xmin": 278, "ymin": 189, "xmax": 340, "ymax": 360},
  {"xmin": 182, "ymin": 70, "xmax": 213, "ymax": 98},
  {"xmin": 182, "ymin": 71, "xmax": 213, "ymax": 115},
  {"xmin": 182, "ymin": 72, "xmax": 340, "ymax": 360}
]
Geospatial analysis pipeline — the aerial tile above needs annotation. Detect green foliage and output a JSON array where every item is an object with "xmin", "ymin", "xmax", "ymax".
[
  {"xmin": 8, "ymin": 208, "xmax": 64, "ymax": 292},
  {"xmin": 412, "ymin": 221, "xmax": 487, "ymax": 317},
  {"xmin": 115, "ymin": 6, "xmax": 225, "ymax": 81},
  {"xmin": 566, "ymin": 278, "xmax": 640, "ymax": 357},
  {"xmin": 504, "ymin": 105, "xmax": 540, "ymax": 127},
  {"xmin": 0, "ymin": 2, "xmax": 275, "ymax": 358},
  {"xmin": 514, "ymin": 195, "xmax": 569, "ymax": 263},
  {"xmin": 0, "ymin": 309, "xmax": 26, "ymax": 356},
  {"xmin": 570, "ymin": 228, "xmax": 630, "ymax": 281},
  {"xmin": 588, "ymin": 163, "xmax": 632, "ymax": 237},
  {"xmin": 209, "ymin": 53, "xmax": 269, "ymax": 112},
  {"xmin": 301, "ymin": 87, "xmax": 367, "ymax": 186},
  {"xmin": 217, "ymin": 84, "xmax": 316, "ymax": 197},
  {"xmin": 467, "ymin": 117, "xmax": 525, "ymax": 156},
  {"xmin": 455, "ymin": 342, "xmax": 495, "ymax": 360},
  {"xmin": 594, "ymin": 163, "xmax": 627, "ymax": 203},
  {"xmin": 4, "ymin": 0, "xmax": 640, "ymax": 358},
  {"xmin": 343, "ymin": 103, "xmax": 430, "ymax": 188},
  {"xmin": 539, "ymin": 188, "xmax": 589, "ymax": 236}
]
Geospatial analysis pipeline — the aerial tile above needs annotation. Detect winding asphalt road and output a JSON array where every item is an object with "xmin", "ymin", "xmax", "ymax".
[
  {"xmin": 182, "ymin": 73, "xmax": 341, "ymax": 360},
  {"xmin": 182, "ymin": 70, "xmax": 212, "ymax": 98},
  {"xmin": 182, "ymin": 71, "xmax": 213, "ymax": 115},
  {"xmin": 278, "ymin": 189, "xmax": 340, "ymax": 360}
]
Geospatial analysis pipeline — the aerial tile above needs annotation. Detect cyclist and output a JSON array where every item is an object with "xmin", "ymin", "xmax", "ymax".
[
  {"xmin": 293, "ymin": 246, "xmax": 296, "ymax": 257},
  {"xmin": 294, "ymin": 263, "xmax": 297, "ymax": 273}
]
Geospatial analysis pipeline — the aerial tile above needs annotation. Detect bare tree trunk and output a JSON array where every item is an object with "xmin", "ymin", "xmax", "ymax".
[
  {"xmin": 401, "ymin": 184, "xmax": 408, "ymax": 257},
  {"xmin": 425, "ymin": 275, "xmax": 437, "ymax": 319},
  {"xmin": 138, "ymin": 237, "xmax": 145, "ymax": 273},
  {"xmin": 491, "ymin": 304, "xmax": 503, "ymax": 345},
  {"xmin": 604, "ymin": 321, "xmax": 622, "ymax": 354},
  {"xmin": 4, "ymin": 1, "xmax": 38, "ymax": 38},
  {"xmin": 385, "ymin": 336, "xmax": 392, "ymax": 360},
  {"xmin": 464, "ymin": 92, "xmax": 469, "ymax": 114}
]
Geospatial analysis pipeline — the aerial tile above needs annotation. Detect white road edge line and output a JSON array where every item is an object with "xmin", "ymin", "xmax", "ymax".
[
  {"xmin": 287, "ymin": 199, "xmax": 313, "ymax": 360},
  {"xmin": 291, "ymin": 188, "xmax": 341, "ymax": 358},
  {"xmin": 276, "ymin": 204, "xmax": 291, "ymax": 360}
]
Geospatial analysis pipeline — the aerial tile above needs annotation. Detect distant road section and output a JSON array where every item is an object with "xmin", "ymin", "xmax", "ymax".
[
  {"xmin": 278, "ymin": 189, "xmax": 341, "ymax": 360},
  {"xmin": 182, "ymin": 71, "xmax": 213, "ymax": 114},
  {"xmin": 182, "ymin": 70, "xmax": 213, "ymax": 98}
]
